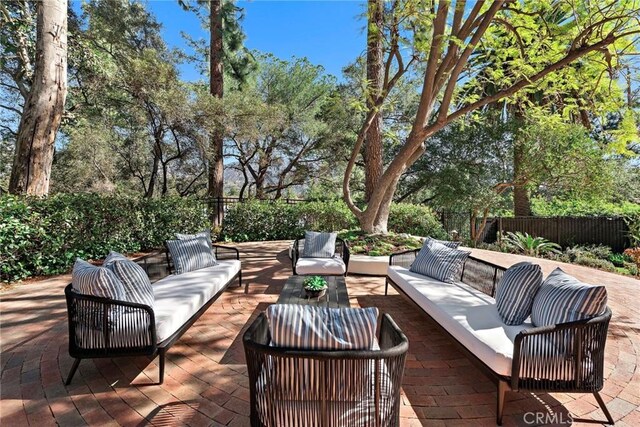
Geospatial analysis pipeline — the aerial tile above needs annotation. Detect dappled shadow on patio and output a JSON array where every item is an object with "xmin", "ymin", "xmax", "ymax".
[{"xmin": 1, "ymin": 240, "xmax": 638, "ymax": 426}]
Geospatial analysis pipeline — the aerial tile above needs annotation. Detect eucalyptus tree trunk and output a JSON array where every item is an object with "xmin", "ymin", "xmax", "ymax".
[
  {"xmin": 364, "ymin": 0, "xmax": 383, "ymax": 203},
  {"xmin": 9, "ymin": 0, "xmax": 67, "ymax": 195},
  {"xmin": 208, "ymin": 0, "xmax": 224, "ymax": 197}
]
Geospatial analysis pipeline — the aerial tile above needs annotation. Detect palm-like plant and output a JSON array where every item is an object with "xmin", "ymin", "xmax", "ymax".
[{"xmin": 502, "ymin": 231, "xmax": 561, "ymax": 257}]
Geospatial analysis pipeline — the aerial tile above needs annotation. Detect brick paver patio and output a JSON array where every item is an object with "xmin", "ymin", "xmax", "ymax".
[{"xmin": 1, "ymin": 241, "xmax": 638, "ymax": 426}]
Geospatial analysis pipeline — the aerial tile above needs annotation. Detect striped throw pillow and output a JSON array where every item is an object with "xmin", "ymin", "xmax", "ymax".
[
  {"xmin": 72, "ymin": 259, "xmax": 125, "ymax": 300},
  {"xmin": 176, "ymin": 229, "xmax": 213, "ymax": 251},
  {"xmin": 266, "ymin": 305, "xmax": 379, "ymax": 350},
  {"xmin": 302, "ymin": 231, "xmax": 337, "ymax": 258},
  {"xmin": 104, "ymin": 252, "xmax": 154, "ymax": 307},
  {"xmin": 495, "ymin": 262, "xmax": 543, "ymax": 325},
  {"xmin": 166, "ymin": 236, "xmax": 217, "ymax": 275},
  {"xmin": 531, "ymin": 268, "xmax": 608, "ymax": 327},
  {"xmin": 426, "ymin": 237, "xmax": 461, "ymax": 249},
  {"xmin": 410, "ymin": 239, "xmax": 470, "ymax": 283}
]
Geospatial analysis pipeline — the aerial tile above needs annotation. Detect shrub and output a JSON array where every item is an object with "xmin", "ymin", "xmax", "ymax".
[
  {"xmin": 572, "ymin": 256, "xmax": 616, "ymax": 272},
  {"xmin": 338, "ymin": 230, "xmax": 423, "ymax": 256},
  {"xmin": 624, "ymin": 215, "xmax": 640, "ymax": 247},
  {"xmin": 502, "ymin": 232, "xmax": 561, "ymax": 257},
  {"xmin": 222, "ymin": 200, "xmax": 358, "ymax": 242},
  {"xmin": 0, "ymin": 194, "xmax": 211, "ymax": 282},
  {"xmin": 387, "ymin": 203, "xmax": 447, "ymax": 238},
  {"xmin": 563, "ymin": 244, "xmax": 612, "ymax": 262},
  {"xmin": 623, "ymin": 247, "xmax": 640, "ymax": 275},
  {"xmin": 222, "ymin": 200, "xmax": 445, "ymax": 242}
]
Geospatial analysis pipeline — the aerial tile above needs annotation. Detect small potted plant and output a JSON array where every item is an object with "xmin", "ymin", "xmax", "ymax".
[{"xmin": 303, "ymin": 276, "xmax": 328, "ymax": 298}]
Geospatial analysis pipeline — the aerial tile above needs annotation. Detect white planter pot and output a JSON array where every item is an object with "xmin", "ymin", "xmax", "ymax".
[{"xmin": 348, "ymin": 254, "xmax": 389, "ymax": 276}]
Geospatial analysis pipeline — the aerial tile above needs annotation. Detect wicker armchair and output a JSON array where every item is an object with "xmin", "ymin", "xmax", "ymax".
[
  {"xmin": 386, "ymin": 249, "xmax": 614, "ymax": 425},
  {"xmin": 291, "ymin": 237, "xmax": 350, "ymax": 276},
  {"xmin": 243, "ymin": 312, "xmax": 409, "ymax": 427}
]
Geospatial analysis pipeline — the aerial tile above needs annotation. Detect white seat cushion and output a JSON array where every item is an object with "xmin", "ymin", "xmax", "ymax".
[
  {"xmin": 152, "ymin": 260, "xmax": 240, "ymax": 342},
  {"xmin": 388, "ymin": 265, "xmax": 532, "ymax": 376},
  {"xmin": 296, "ymin": 257, "xmax": 346, "ymax": 275}
]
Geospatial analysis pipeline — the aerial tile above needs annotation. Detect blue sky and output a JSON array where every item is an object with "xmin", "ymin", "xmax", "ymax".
[{"xmin": 113, "ymin": 0, "xmax": 367, "ymax": 81}]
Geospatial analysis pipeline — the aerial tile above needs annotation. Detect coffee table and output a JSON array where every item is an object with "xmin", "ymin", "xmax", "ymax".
[{"xmin": 277, "ymin": 275, "xmax": 350, "ymax": 308}]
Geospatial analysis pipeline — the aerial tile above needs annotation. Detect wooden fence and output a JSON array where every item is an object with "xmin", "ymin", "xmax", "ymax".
[
  {"xmin": 490, "ymin": 216, "xmax": 629, "ymax": 252},
  {"xmin": 207, "ymin": 201, "xmax": 630, "ymax": 251}
]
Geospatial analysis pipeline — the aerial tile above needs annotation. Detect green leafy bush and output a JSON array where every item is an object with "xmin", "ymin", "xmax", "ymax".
[
  {"xmin": 502, "ymin": 232, "xmax": 561, "ymax": 257},
  {"xmin": 1, "ymin": 194, "xmax": 211, "ymax": 282},
  {"xmin": 222, "ymin": 200, "xmax": 358, "ymax": 242},
  {"xmin": 624, "ymin": 214, "xmax": 640, "ymax": 247},
  {"xmin": 222, "ymin": 200, "xmax": 445, "ymax": 242},
  {"xmin": 387, "ymin": 203, "xmax": 447, "ymax": 238},
  {"xmin": 531, "ymin": 197, "xmax": 640, "ymax": 217},
  {"xmin": 562, "ymin": 244, "xmax": 612, "ymax": 262},
  {"xmin": 339, "ymin": 230, "xmax": 423, "ymax": 256},
  {"xmin": 572, "ymin": 256, "xmax": 616, "ymax": 272}
]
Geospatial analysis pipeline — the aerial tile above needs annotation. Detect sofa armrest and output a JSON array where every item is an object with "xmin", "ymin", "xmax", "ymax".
[
  {"xmin": 292, "ymin": 238, "xmax": 302, "ymax": 274},
  {"xmin": 65, "ymin": 284, "xmax": 157, "ymax": 357},
  {"xmin": 337, "ymin": 237, "xmax": 350, "ymax": 269},
  {"xmin": 213, "ymin": 244, "xmax": 240, "ymax": 260},
  {"xmin": 379, "ymin": 313, "xmax": 409, "ymax": 354},
  {"xmin": 511, "ymin": 308, "xmax": 611, "ymax": 391},
  {"xmin": 389, "ymin": 249, "xmax": 419, "ymax": 268}
]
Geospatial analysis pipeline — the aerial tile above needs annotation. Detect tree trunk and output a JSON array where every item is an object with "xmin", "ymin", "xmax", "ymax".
[
  {"xmin": 513, "ymin": 185, "xmax": 532, "ymax": 216},
  {"xmin": 208, "ymin": 0, "xmax": 224, "ymax": 221},
  {"xmin": 9, "ymin": 0, "xmax": 67, "ymax": 195},
  {"xmin": 364, "ymin": 0, "xmax": 384, "ymax": 203},
  {"xmin": 512, "ymin": 118, "xmax": 532, "ymax": 216}
]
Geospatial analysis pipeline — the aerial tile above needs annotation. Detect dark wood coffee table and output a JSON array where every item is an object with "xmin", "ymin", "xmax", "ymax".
[{"xmin": 277, "ymin": 275, "xmax": 350, "ymax": 308}]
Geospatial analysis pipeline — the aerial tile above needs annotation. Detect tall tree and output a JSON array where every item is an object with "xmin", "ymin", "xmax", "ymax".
[
  {"xmin": 343, "ymin": 0, "xmax": 640, "ymax": 233},
  {"xmin": 208, "ymin": 0, "xmax": 224, "ymax": 203},
  {"xmin": 364, "ymin": 0, "xmax": 384, "ymax": 202},
  {"xmin": 8, "ymin": 0, "xmax": 67, "ymax": 195}
]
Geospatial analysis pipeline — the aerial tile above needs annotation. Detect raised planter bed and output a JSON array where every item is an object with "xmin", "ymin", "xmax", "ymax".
[{"xmin": 348, "ymin": 254, "xmax": 389, "ymax": 276}]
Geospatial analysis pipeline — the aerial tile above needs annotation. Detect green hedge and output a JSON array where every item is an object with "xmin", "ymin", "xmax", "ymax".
[
  {"xmin": 1, "ymin": 195, "xmax": 211, "ymax": 282},
  {"xmin": 388, "ymin": 203, "xmax": 447, "ymax": 238},
  {"xmin": 222, "ymin": 200, "xmax": 358, "ymax": 242},
  {"xmin": 1, "ymin": 195, "xmax": 446, "ymax": 282},
  {"xmin": 222, "ymin": 200, "xmax": 446, "ymax": 241}
]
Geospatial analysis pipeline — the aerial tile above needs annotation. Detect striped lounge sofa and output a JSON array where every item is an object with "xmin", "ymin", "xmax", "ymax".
[
  {"xmin": 385, "ymin": 250, "xmax": 613, "ymax": 425},
  {"xmin": 64, "ymin": 245, "xmax": 241, "ymax": 385}
]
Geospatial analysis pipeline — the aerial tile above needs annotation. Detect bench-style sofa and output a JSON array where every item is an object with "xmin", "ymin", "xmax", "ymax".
[
  {"xmin": 385, "ymin": 249, "xmax": 613, "ymax": 425},
  {"xmin": 64, "ymin": 245, "xmax": 241, "ymax": 385}
]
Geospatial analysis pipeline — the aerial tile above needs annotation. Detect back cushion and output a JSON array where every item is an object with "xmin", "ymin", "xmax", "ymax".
[
  {"xmin": 410, "ymin": 239, "xmax": 470, "ymax": 283},
  {"xmin": 531, "ymin": 268, "xmax": 607, "ymax": 327},
  {"xmin": 495, "ymin": 262, "xmax": 543, "ymax": 325},
  {"xmin": 176, "ymin": 229, "xmax": 213, "ymax": 251},
  {"xmin": 302, "ymin": 231, "xmax": 337, "ymax": 258},
  {"xmin": 103, "ymin": 252, "xmax": 154, "ymax": 307},
  {"xmin": 266, "ymin": 305, "xmax": 378, "ymax": 350},
  {"xmin": 426, "ymin": 237, "xmax": 461, "ymax": 249},
  {"xmin": 72, "ymin": 259, "xmax": 125, "ymax": 300},
  {"xmin": 166, "ymin": 236, "xmax": 217, "ymax": 275}
]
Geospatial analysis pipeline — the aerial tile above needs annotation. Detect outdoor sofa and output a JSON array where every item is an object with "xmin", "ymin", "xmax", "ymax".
[
  {"xmin": 385, "ymin": 248, "xmax": 613, "ymax": 425},
  {"xmin": 64, "ymin": 244, "xmax": 241, "ymax": 385}
]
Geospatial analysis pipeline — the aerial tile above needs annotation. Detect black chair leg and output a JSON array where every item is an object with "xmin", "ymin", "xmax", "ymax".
[
  {"xmin": 385, "ymin": 279, "xmax": 389, "ymax": 295},
  {"xmin": 158, "ymin": 350, "xmax": 165, "ymax": 385},
  {"xmin": 593, "ymin": 392, "xmax": 615, "ymax": 425},
  {"xmin": 496, "ymin": 380, "xmax": 508, "ymax": 426},
  {"xmin": 65, "ymin": 358, "xmax": 81, "ymax": 385}
]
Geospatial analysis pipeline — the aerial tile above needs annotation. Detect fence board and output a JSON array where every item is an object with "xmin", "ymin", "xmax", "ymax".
[{"xmin": 495, "ymin": 216, "xmax": 628, "ymax": 252}]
